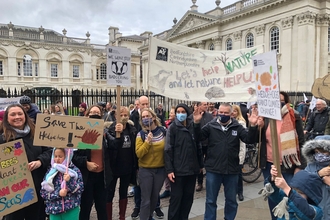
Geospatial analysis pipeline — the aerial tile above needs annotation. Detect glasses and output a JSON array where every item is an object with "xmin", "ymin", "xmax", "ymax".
[{"xmin": 89, "ymin": 111, "xmax": 101, "ymax": 115}]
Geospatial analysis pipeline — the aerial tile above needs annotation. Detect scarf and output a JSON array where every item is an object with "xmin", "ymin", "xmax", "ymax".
[
  {"xmin": 13, "ymin": 125, "xmax": 30, "ymax": 138},
  {"xmin": 280, "ymin": 104, "xmax": 301, "ymax": 169},
  {"xmin": 41, "ymin": 148, "xmax": 78, "ymax": 192}
]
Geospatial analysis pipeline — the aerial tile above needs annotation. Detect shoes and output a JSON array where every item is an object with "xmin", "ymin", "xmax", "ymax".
[
  {"xmin": 159, "ymin": 190, "xmax": 170, "ymax": 199},
  {"xmin": 238, "ymin": 193, "xmax": 244, "ymax": 201},
  {"xmin": 131, "ymin": 208, "xmax": 140, "ymax": 219},
  {"xmin": 196, "ymin": 184, "xmax": 203, "ymax": 192},
  {"xmin": 127, "ymin": 189, "xmax": 134, "ymax": 197},
  {"xmin": 154, "ymin": 207, "xmax": 164, "ymax": 219}
]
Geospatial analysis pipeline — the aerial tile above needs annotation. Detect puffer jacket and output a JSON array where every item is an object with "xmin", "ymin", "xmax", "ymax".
[{"xmin": 40, "ymin": 164, "xmax": 84, "ymax": 215}]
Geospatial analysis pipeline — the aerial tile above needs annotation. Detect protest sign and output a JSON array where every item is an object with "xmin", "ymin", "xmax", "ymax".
[
  {"xmin": 148, "ymin": 37, "xmax": 263, "ymax": 102},
  {"xmin": 34, "ymin": 114, "xmax": 104, "ymax": 149},
  {"xmin": 309, "ymin": 96, "xmax": 317, "ymax": 110},
  {"xmin": 0, "ymin": 97, "xmax": 21, "ymax": 111},
  {"xmin": 0, "ymin": 139, "xmax": 38, "ymax": 216},
  {"xmin": 107, "ymin": 46, "xmax": 131, "ymax": 86},
  {"xmin": 252, "ymin": 50, "xmax": 281, "ymax": 120}
]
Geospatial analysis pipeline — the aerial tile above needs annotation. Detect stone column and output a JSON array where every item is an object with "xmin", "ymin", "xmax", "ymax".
[
  {"xmin": 212, "ymin": 36, "xmax": 222, "ymax": 50},
  {"xmin": 296, "ymin": 11, "xmax": 316, "ymax": 91},
  {"xmin": 136, "ymin": 64, "xmax": 141, "ymax": 90},
  {"xmin": 316, "ymin": 13, "xmax": 330, "ymax": 78}
]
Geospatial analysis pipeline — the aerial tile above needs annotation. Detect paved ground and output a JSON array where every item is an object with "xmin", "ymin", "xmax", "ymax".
[{"xmin": 89, "ymin": 174, "xmax": 271, "ymax": 219}]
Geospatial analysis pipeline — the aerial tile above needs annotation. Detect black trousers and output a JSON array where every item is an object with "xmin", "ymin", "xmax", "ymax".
[
  {"xmin": 107, "ymin": 173, "xmax": 131, "ymax": 202},
  {"xmin": 168, "ymin": 175, "xmax": 196, "ymax": 220}
]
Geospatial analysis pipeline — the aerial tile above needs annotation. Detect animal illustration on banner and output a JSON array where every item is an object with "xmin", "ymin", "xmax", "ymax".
[
  {"xmin": 0, "ymin": 139, "xmax": 38, "ymax": 216},
  {"xmin": 148, "ymin": 37, "xmax": 264, "ymax": 102},
  {"xmin": 33, "ymin": 114, "xmax": 104, "ymax": 149}
]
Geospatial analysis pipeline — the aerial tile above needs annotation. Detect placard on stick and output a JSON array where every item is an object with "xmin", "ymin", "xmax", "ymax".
[
  {"xmin": 0, "ymin": 139, "xmax": 38, "ymax": 216},
  {"xmin": 34, "ymin": 114, "xmax": 104, "ymax": 149}
]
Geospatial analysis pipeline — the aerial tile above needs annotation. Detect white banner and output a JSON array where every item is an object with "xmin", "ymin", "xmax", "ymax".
[
  {"xmin": 252, "ymin": 50, "xmax": 281, "ymax": 120},
  {"xmin": 148, "ymin": 37, "xmax": 263, "ymax": 102},
  {"xmin": 0, "ymin": 97, "xmax": 21, "ymax": 110},
  {"xmin": 310, "ymin": 96, "xmax": 317, "ymax": 110},
  {"xmin": 107, "ymin": 46, "xmax": 131, "ymax": 86}
]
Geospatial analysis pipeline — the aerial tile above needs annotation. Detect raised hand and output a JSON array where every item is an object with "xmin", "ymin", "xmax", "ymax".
[
  {"xmin": 193, "ymin": 107, "xmax": 203, "ymax": 123},
  {"xmin": 247, "ymin": 108, "xmax": 259, "ymax": 126}
]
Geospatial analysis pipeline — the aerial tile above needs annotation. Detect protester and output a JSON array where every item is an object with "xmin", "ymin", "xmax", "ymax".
[
  {"xmin": 41, "ymin": 148, "xmax": 84, "ymax": 220},
  {"xmin": 104, "ymin": 102, "xmax": 116, "ymax": 122},
  {"xmin": 231, "ymin": 104, "xmax": 247, "ymax": 201},
  {"xmin": 164, "ymin": 106, "xmax": 175, "ymax": 129},
  {"xmin": 54, "ymin": 103, "xmax": 65, "ymax": 115},
  {"xmin": 0, "ymin": 104, "xmax": 52, "ymax": 220},
  {"xmin": 155, "ymin": 103, "xmax": 165, "ymax": 126},
  {"xmin": 78, "ymin": 102, "xmax": 87, "ymax": 116},
  {"xmin": 258, "ymin": 91, "xmax": 306, "ymax": 220},
  {"xmin": 130, "ymin": 98, "xmax": 141, "ymax": 131},
  {"xmin": 136, "ymin": 108, "xmax": 166, "ymax": 220},
  {"xmin": 304, "ymin": 99, "xmax": 329, "ymax": 138},
  {"xmin": 207, "ymin": 102, "xmax": 217, "ymax": 118},
  {"xmin": 72, "ymin": 105, "xmax": 113, "ymax": 220},
  {"xmin": 193, "ymin": 102, "xmax": 259, "ymax": 220},
  {"xmin": 19, "ymin": 95, "xmax": 41, "ymax": 122},
  {"xmin": 106, "ymin": 106, "xmax": 137, "ymax": 220},
  {"xmin": 165, "ymin": 103, "xmax": 203, "ymax": 220},
  {"xmin": 56, "ymin": 100, "xmax": 68, "ymax": 115},
  {"xmin": 43, "ymin": 108, "xmax": 51, "ymax": 114}
]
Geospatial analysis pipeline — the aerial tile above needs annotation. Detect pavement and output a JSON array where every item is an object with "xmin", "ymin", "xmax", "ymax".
[{"xmin": 122, "ymin": 178, "xmax": 271, "ymax": 220}]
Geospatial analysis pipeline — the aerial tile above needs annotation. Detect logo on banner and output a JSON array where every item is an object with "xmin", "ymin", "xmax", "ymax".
[{"xmin": 156, "ymin": 47, "xmax": 168, "ymax": 61}]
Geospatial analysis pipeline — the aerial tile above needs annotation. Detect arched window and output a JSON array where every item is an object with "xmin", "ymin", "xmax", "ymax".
[
  {"xmin": 246, "ymin": 33, "xmax": 254, "ymax": 48},
  {"xmin": 209, "ymin": 43, "xmax": 214, "ymax": 51},
  {"xmin": 270, "ymin": 27, "xmax": 280, "ymax": 52},
  {"xmin": 23, "ymin": 54, "xmax": 32, "ymax": 76},
  {"xmin": 226, "ymin": 38, "xmax": 232, "ymax": 51},
  {"xmin": 100, "ymin": 63, "xmax": 107, "ymax": 80}
]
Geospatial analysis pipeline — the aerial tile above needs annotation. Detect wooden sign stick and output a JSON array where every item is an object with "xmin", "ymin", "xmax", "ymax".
[
  {"xmin": 116, "ymin": 85, "xmax": 121, "ymax": 138},
  {"xmin": 269, "ymin": 119, "xmax": 281, "ymax": 176}
]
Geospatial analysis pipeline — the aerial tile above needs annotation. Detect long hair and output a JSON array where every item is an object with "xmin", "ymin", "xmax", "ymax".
[
  {"xmin": 139, "ymin": 108, "xmax": 161, "ymax": 131},
  {"xmin": 0, "ymin": 104, "xmax": 35, "ymax": 142},
  {"xmin": 232, "ymin": 104, "xmax": 246, "ymax": 124},
  {"xmin": 85, "ymin": 105, "xmax": 104, "ymax": 117},
  {"xmin": 55, "ymin": 103, "xmax": 65, "ymax": 115}
]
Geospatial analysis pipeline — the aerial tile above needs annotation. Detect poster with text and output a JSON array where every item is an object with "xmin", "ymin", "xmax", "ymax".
[
  {"xmin": 252, "ymin": 50, "xmax": 281, "ymax": 120},
  {"xmin": 0, "ymin": 139, "xmax": 38, "ymax": 216},
  {"xmin": 34, "ymin": 114, "xmax": 104, "ymax": 149},
  {"xmin": 148, "ymin": 37, "xmax": 264, "ymax": 102},
  {"xmin": 107, "ymin": 46, "xmax": 131, "ymax": 86}
]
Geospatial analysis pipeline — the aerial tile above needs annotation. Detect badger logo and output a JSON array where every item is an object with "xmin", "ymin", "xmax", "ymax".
[{"xmin": 111, "ymin": 61, "xmax": 128, "ymax": 75}]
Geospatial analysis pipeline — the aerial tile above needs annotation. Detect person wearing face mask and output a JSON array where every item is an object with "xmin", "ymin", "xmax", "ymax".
[
  {"xmin": 164, "ymin": 103, "xmax": 203, "ymax": 220},
  {"xmin": 193, "ymin": 102, "xmax": 260, "ymax": 220},
  {"xmin": 302, "ymin": 135, "xmax": 330, "ymax": 219},
  {"xmin": 106, "ymin": 106, "xmax": 137, "ymax": 220},
  {"xmin": 72, "ymin": 105, "xmax": 114, "ymax": 220},
  {"xmin": 258, "ymin": 91, "xmax": 306, "ymax": 220}
]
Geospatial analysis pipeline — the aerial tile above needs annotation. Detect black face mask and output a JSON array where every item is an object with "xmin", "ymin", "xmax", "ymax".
[
  {"xmin": 281, "ymin": 102, "xmax": 286, "ymax": 108},
  {"xmin": 89, "ymin": 115, "xmax": 101, "ymax": 119}
]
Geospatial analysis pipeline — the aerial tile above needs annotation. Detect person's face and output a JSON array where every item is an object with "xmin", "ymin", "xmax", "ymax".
[
  {"xmin": 141, "ymin": 110, "xmax": 153, "ymax": 121},
  {"xmin": 199, "ymin": 102, "xmax": 208, "ymax": 112},
  {"xmin": 21, "ymin": 104, "xmax": 30, "ymax": 112},
  {"xmin": 134, "ymin": 100, "xmax": 140, "ymax": 110},
  {"xmin": 54, "ymin": 149, "xmax": 65, "ymax": 164},
  {"xmin": 208, "ymin": 103, "xmax": 214, "ymax": 111},
  {"xmin": 79, "ymin": 106, "xmax": 85, "ymax": 112},
  {"xmin": 158, "ymin": 104, "xmax": 163, "ymax": 110},
  {"xmin": 218, "ymin": 106, "xmax": 231, "ymax": 115},
  {"xmin": 314, "ymin": 148, "xmax": 330, "ymax": 156},
  {"xmin": 140, "ymin": 97, "xmax": 149, "ymax": 109},
  {"xmin": 316, "ymin": 101, "xmax": 325, "ymax": 111},
  {"xmin": 106, "ymin": 103, "xmax": 111, "ymax": 111},
  {"xmin": 89, "ymin": 107, "xmax": 101, "ymax": 117},
  {"xmin": 231, "ymin": 109, "xmax": 238, "ymax": 118},
  {"xmin": 251, "ymin": 104, "xmax": 257, "ymax": 110},
  {"xmin": 176, "ymin": 107, "xmax": 186, "ymax": 114},
  {"xmin": 120, "ymin": 109, "xmax": 129, "ymax": 123},
  {"xmin": 169, "ymin": 109, "xmax": 175, "ymax": 120},
  {"xmin": 55, "ymin": 105, "xmax": 60, "ymax": 112},
  {"xmin": 7, "ymin": 107, "xmax": 26, "ymax": 130},
  {"xmin": 280, "ymin": 94, "xmax": 285, "ymax": 103},
  {"xmin": 43, "ymin": 109, "xmax": 49, "ymax": 114}
]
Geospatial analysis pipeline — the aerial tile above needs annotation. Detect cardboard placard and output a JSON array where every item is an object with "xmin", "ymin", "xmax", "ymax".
[
  {"xmin": 0, "ymin": 139, "xmax": 38, "ymax": 216},
  {"xmin": 34, "ymin": 114, "xmax": 104, "ymax": 149}
]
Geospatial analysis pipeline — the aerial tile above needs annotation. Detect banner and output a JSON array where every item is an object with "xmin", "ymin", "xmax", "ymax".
[
  {"xmin": 0, "ymin": 97, "xmax": 21, "ymax": 111},
  {"xmin": 252, "ymin": 50, "xmax": 281, "ymax": 120},
  {"xmin": 148, "ymin": 37, "xmax": 263, "ymax": 102},
  {"xmin": 310, "ymin": 96, "xmax": 317, "ymax": 110},
  {"xmin": 107, "ymin": 46, "xmax": 131, "ymax": 86},
  {"xmin": 34, "ymin": 114, "xmax": 104, "ymax": 149},
  {"xmin": 0, "ymin": 140, "xmax": 38, "ymax": 216}
]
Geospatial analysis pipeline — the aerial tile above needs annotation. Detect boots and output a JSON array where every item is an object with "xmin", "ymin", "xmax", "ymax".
[
  {"xmin": 119, "ymin": 198, "xmax": 128, "ymax": 220},
  {"xmin": 106, "ymin": 202, "xmax": 112, "ymax": 220}
]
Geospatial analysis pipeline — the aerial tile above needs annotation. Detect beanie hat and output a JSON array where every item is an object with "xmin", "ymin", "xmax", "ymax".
[
  {"xmin": 79, "ymin": 102, "xmax": 87, "ymax": 110},
  {"xmin": 175, "ymin": 103, "xmax": 191, "ymax": 116}
]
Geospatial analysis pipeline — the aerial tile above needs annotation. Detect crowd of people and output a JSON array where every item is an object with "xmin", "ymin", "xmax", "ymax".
[{"xmin": 1, "ymin": 92, "xmax": 330, "ymax": 220}]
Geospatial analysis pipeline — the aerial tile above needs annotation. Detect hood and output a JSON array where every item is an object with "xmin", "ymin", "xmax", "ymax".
[
  {"xmin": 302, "ymin": 138, "xmax": 330, "ymax": 163},
  {"xmin": 50, "ymin": 148, "xmax": 74, "ymax": 167},
  {"xmin": 290, "ymin": 170, "xmax": 323, "ymax": 205},
  {"xmin": 28, "ymin": 103, "xmax": 41, "ymax": 114}
]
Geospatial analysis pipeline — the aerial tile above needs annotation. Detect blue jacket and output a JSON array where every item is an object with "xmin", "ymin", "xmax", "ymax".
[{"xmin": 27, "ymin": 103, "xmax": 41, "ymax": 122}]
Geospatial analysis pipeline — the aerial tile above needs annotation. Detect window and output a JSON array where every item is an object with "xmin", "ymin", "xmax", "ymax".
[
  {"xmin": 73, "ymin": 65, "xmax": 79, "ymax": 78},
  {"xmin": 96, "ymin": 68, "xmax": 99, "ymax": 80},
  {"xmin": 246, "ymin": 33, "xmax": 254, "ymax": 48},
  {"xmin": 226, "ymin": 38, "xmax": 232, "ymax": 51},
  {"xmin": 328, "ymin": 26, "xmax": 330, "ymax": 52},
  {"xmin": 23, "ymin": 55, "xmax": 32, "ymax": 76},
  {"xmin": 100, "ymin": 63, "xmax": 107, "ymax": 80},
  {"xmin": 0, "ymin": 61, "xmax": 3, "ymax": 75},
  {"xmin": 35, "ymin": 63, "xmax": 38, "ymax": 76},
  {"xmin": 209, "ymin": 43, "xmax": 214, "ymax": 50},
  {"xmin": 270, "ymin": 26, "xmax": 280, "ymax": 52},
  {"xmin": 51, "ymin": 64, "xmax": 58, "ymax": 77},
  {"xmin": 17, "ymin": 62, "xmax": 21, "ymax": 76}
]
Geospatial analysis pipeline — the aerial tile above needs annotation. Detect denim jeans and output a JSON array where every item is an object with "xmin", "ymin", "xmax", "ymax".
[{"xmin": 204, "ymin": 172, "xmax": 239, "ymax": 220}]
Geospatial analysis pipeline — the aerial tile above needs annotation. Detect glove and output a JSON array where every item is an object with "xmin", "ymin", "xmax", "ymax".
[
  {"xmin": 272, "ymin": 197, "xmax": 289, "ymax": 220},
  {"xmin": 258, "ymin": 183, "xmax": 274, "ymax": 201}
]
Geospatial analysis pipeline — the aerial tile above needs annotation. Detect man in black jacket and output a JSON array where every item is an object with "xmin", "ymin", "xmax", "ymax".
[
  {"xmin": 304, "ymin": 99, "xmax": 329, "ymax": 138},
  {"xmin": 193, "ymin": 103, "xmax": 259, "ymax": 220}
]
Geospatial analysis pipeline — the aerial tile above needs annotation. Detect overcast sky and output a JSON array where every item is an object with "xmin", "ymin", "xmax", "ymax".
[{"xmin": 1, "ymin": 0, "xmax": 236, "ymax": 45}]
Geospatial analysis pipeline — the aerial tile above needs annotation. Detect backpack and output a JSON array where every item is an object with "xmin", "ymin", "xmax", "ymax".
[
  {"xmin": 297, "ymin": 103, "xmax": 305, "ymax": 117},
  {"xmin": 139, "ymin": 126, "xmax": 167, "ymax": 142}
]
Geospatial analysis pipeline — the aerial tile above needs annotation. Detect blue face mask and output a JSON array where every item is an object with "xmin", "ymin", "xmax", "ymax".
[
  {"xmin": 176, "ymin": 113, "xmax": 187, "ymax": 122},
  {"xmin": 142, "ymin": 118, "xmax": 153, "ymax": 127},
  {"xmin": 314, "ymin": 152, "xmax": 330, "ymax": 162},
  {"xmin": 217, "ymin": 114, "xmax": 230, "ymax": 123}
]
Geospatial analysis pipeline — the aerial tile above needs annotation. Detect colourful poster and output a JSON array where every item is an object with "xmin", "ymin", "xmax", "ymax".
[
  {"xmin": 34, "ymin": 114, "xmax": 104, "ymax": 149},
  {"xmin": 0, "ymin": 139, "xmax": 38, "ymax": 216},
  {"xmin": 252, "ymin": 50, "xmax": 281, "ymax": 120},
  {"xmin": 148, "ymin": 37, "xmax": 264, "ymax": 102}
]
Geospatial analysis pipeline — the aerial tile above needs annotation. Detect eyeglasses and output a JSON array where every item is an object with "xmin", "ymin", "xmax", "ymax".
[{"xmin": 89, "ymin": 111, "xmax": 101, "ymax": 115}]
